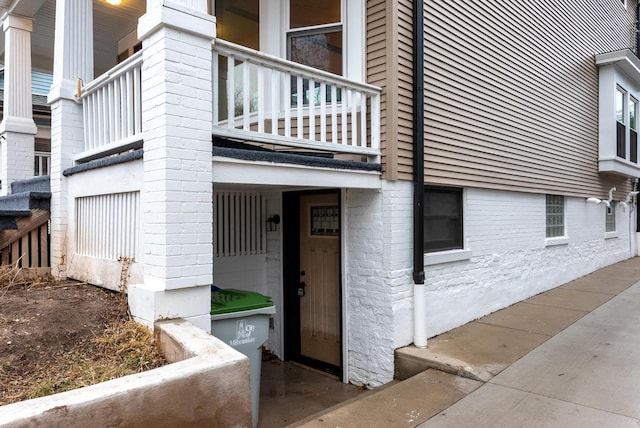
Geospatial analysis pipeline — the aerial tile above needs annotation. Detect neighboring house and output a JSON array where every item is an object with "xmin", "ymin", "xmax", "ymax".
[
  {"xmin": 0, "ymin": 69, "xmax": 52, "ymax": 187},
  {"xmin": 0, "ymin": 0, "xmax": 637, "ymax": 389}
]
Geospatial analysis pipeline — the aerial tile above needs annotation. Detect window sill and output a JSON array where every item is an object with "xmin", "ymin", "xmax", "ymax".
[
  {"xmin": 605, "ymin": 231, "xmax": 619, "ymax": 240},
  {"xmin": 424, "ymin": 249, "xmax": 472, "ymax": 266},
  {"xmin": 545, "ymin": 236, "xmax": 569, "ymax": 247}
]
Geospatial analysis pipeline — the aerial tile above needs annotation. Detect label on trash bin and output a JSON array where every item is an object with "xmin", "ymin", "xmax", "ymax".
[{"xmin": 230, "ymin": 319, "xmax": 256, "ymax": 346}]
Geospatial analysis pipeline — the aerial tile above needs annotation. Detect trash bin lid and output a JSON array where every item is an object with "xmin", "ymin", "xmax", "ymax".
[{"xmin": 211, "ymin": 288, "xmax": 274, "ymax": 315}]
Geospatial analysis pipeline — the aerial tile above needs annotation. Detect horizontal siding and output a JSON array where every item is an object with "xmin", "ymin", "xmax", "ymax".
[
  {"xmin": 367, "ymin": 0, "xmax": 392, "ymax": 177},
  {"xmin": 397, "ymin": 0, "xmax": 414, "ymax": 180},
  {"xmin": 425, "ymin": 0, "xmax": 638, "ymax": 197},
  {"xmin": 367, "ymin": 0, "xmax": 415, "ymax": 180}
]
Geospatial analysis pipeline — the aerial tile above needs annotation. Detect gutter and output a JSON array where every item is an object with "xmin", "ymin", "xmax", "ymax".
[{"xmin": 412, "ymin": 0, "xmax": 427, "ymax": 348}]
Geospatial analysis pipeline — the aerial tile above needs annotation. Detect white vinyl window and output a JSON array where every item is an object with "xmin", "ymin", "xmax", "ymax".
[{"xmin": 606, "ymin": 202, "xmax": 616, "ymax": 233}]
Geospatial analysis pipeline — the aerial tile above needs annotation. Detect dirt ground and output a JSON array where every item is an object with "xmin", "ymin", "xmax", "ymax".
[{"xmin": 0, "ymin": 279, "xmax": 164, "ymax": 405}]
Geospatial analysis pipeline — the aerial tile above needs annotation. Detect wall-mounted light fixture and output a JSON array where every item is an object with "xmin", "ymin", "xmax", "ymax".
[
  {"xmin": 266, "ymin": 214, "xmax": 280, "ymax": 232},
  {"xmin": 586, "ymin": 197, "xmax": 610, "ymax": 208}
]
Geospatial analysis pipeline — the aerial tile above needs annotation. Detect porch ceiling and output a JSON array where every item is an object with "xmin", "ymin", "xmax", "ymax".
[{"xmin": 0, "ymin": 0, "xmax": 145, "ymax": 75}]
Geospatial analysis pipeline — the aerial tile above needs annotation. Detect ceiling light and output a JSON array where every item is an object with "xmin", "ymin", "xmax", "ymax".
[{"xmin": 106, "ymin": 0, "xmax": 122, "ymax": 5}]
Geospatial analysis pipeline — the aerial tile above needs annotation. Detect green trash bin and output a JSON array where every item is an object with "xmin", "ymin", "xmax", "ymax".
[{"xmin": 210, "ymin": 288, "xmax": 275, "ymax": 427}]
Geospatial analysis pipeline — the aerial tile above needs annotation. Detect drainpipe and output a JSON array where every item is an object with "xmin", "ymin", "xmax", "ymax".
[{"xmin": 413, "ymin": 0, "xmax": 427, "ymax": 348}]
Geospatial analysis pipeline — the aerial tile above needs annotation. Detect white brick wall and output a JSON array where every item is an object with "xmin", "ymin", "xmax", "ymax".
[
  {"xmin": 345, "ymin": 181, "xmax": 413, "ymax": 387},
  {"xmin": 345, "ymin": 184, "xmax": 634, "ymax": 386},
  {"xmin": 413, "ymin": 188, "xmax": 634, "ymax": 339},
  {"xmin": 139, "ymin": 15, "xmax": 214, "ymax": 292},
  {"xmin": 0, "ymin": 131, "xmax": 35, "ymax": 195},
  {"xmin": 49, "ymin": 100, "xmax": 85, "ymax": 278}
]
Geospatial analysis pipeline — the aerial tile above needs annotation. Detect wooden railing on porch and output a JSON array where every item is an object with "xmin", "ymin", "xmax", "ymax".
[
  {"xmin": 0, "ymin": 209, "xmax": 50, "ymax": 273},
  {"xmin": 77, "ymin": 51, "xmax": 143, "ymax": 163},
  {"xmin": 212, "ymin": 39, "xmax": 381, "ymax": 160},
  {"xmin": 76, "ymin": 40, "xmax": 381, "ymax": 163}
]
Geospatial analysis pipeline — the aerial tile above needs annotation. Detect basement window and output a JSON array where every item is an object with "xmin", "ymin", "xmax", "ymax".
[{"xmin": 424, "ymin": 187, "xmax": 463, "ymax": 252}]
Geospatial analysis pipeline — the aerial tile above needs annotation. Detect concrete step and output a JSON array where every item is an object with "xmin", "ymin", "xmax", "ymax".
[{"xmin": 293, "ymin": 370, "xmax": 482, "ymax": 428}]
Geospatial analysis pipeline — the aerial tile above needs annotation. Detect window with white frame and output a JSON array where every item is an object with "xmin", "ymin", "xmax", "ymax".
[
  {"xmin": 545, "ymin": 195, "xmax": 565, "ymax": 238},
  {"xmin": 424, "ymin": 187, "xmax": 463, "ymax": 252},
  {"xmin": 287, "ymin": 0, "xmax": 343, "ymax": 106},
  {"xmin": 606, "ymin": 201, "xmax": 617, "ymax": 232},
  {"xmin": 616, "ymin": 86, "xmax": 626, "ymax": 159},
  {"xmin": 631, "ymin": 96, "xmax": 638, "ymax": 162},
  {"xmin": 614, "ymin": 87, "xmax": 639, "ymax": 162},
  {"xmin": 287, "ymin": 0, "xmax": 342, "ymax": 75}
]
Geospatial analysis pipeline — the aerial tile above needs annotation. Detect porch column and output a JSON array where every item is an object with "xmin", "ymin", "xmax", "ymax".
[
  {"xmin": 0, "ymin": 14, "xmax": 37, "ymax": 195},
  {"xmin": 128, "ymin": 1, "xmax": 215, "ymax": 332},
  {"xmin": 47, "ymin": 0, "xmax": 93, "ymax": 278}
]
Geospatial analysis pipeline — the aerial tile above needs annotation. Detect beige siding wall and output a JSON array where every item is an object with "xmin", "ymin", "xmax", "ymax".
[
  {"xmin": 367, "ymin": 0, "xmax": 414, "ymax": 180},
  {"xmin": 425, "ymin": 0, "xmax": 638, "ymax": 197}
]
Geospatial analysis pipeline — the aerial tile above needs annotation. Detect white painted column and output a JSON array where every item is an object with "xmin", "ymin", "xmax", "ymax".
[
  {"xmin": 47, "ymin": 0, "xmax": 94, "ymax": 278},
  {"xmin": 0, "ymin": 14, "xmax": 37, "ymax": 195},
  {"xmin": 128, "ymin": 0, "xmax": 216, "ymax": 332}
]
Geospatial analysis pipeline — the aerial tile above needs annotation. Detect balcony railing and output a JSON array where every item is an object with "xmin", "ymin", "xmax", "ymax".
[
  {"xmin": 77, "ymin": 41, "xmax": 382, "ymax": 165},
  {"xmin": 78, "ymin": 51, "xmax": 143, "ymax": 162},
  {"xmin": 212, "ymin": 39, "xmax": 381, "ymax": 161}
]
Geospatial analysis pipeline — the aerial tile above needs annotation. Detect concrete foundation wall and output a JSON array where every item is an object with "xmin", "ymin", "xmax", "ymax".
[{"xmin": 0, "ymin": 319, "xmax": 251, "ymax": 428}]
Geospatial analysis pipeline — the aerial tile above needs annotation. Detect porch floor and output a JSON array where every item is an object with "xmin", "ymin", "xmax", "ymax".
[{"xmin": 259, "ymin": 359, "xmax": 370, "ymax": 427}]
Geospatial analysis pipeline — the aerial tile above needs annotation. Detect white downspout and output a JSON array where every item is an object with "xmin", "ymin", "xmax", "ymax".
[{"xmin": 413, "ymin": 283, "xmax": 427, "ymax": 348}]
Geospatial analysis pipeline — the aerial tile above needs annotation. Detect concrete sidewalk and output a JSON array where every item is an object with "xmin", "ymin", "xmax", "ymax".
[{"xmin": 295, "ymin": 257, "xmax": 640, "ymax": 427}]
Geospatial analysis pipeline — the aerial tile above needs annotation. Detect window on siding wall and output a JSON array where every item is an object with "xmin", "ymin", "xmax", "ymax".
[
  {"xmin": 424, "ymin": 187, "xmax": 463, "ymax": 252},
  {"xmin": 545, "ymin": 195, "xmax": 565, "ymax": 238},
  {"xmin": 606, "ymin": 202, "xmax": 616, "ymax": 232},
  {"xmin": 616, "ymin": 87, "xmax": 626, "ymax": 159},
  {"xmin": 631, "ymin": 97, "xmax": 638, "ymax": 163}
]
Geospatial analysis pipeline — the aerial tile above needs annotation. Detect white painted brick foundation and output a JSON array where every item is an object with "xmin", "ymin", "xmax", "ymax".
[
  {"xmin": 345, "ymin": 181, "xmax": 413, "ymax": 387},
  {"xmin": 346, "ymin": 184, "xmax": 634, "ymax": 386},
  {"xmin": 411, "ymin": 188, "xmax": 634, "ymax": 342}
]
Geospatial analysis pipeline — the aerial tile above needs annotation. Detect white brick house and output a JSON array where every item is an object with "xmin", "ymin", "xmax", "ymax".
[{"xmin": 0, "ymin": 0, "xmax": 638, "ymax": 389}]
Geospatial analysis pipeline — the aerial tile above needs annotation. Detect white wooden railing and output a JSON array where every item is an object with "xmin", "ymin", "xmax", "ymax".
[
  {"xmin": 76, "ymin": 41, "xmax": 381, "ymax": 163},
  {"xmin": 34, "ymin": 151, "xmax": 50, "ymax": 176},
  {"xmin": 212, "ymin": 39, "xmax": 381, "ymax": 160},
  {"xmin": 78, "ymin": 52, "xmax": 143, "ymax": 162},
  {"xmin": 214, "ymin": 191, "xmax": 265, "ymax": 257}
]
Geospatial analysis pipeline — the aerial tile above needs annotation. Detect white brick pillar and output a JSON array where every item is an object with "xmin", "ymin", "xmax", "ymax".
[
  {"xmin": 128, "ymin": 1, "xmax": 215, "ymax": 332},
  {"xmin": 47, "ymin": 0, "xmax": 93, "ymax": 278},
  {"xmin": 0, "ymin": 14, "xmax": 37, "ymax": 195}
]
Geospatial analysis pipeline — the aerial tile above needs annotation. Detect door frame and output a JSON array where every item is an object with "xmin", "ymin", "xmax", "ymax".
[{"xmin": 283, "ymin": 189, "xmax": 343, "ymax": 378}]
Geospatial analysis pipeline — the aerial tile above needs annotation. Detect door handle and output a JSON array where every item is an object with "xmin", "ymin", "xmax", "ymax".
[{"xmin": 298, "ymin": 281, "xmax": 306, "ymax": 297}]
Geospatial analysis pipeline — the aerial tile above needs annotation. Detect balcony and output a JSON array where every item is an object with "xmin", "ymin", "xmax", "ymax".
[{"xmin": 76, "ymin": 40, "xmax": 381, "ymax": 167}]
